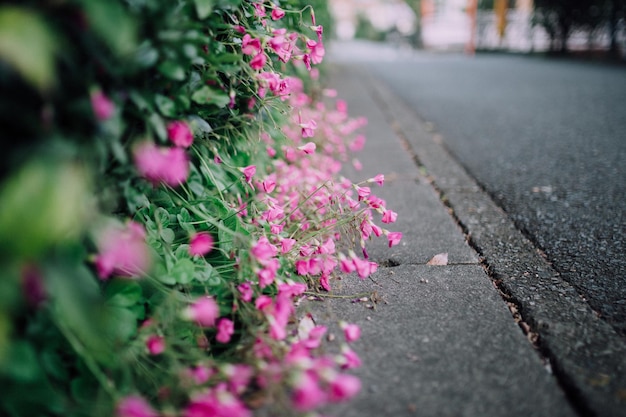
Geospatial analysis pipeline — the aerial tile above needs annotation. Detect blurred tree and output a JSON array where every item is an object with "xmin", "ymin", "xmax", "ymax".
[
  {"xmin": 405, "ymin": 0, "xmax": 423, "ymax": 48},
  {"xmin": 534, "ymin": 0, "xmax": 625, "ymax": 55}
]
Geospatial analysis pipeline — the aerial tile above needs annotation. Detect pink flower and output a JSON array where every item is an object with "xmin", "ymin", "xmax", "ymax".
[
  {"xmin": 295, "ymin": 259, "xmax": 309, "ymax": 275},
  {"xmin": 291, "ymin": 371, "xmax": 326, "ymax": 412},
  {"xmin": 91, "ymin": 89, "xmax": 115, "ymax": 121},
  {"xmin": 184, "ymin": 297, "xmax": 219, "ymax": 327},
  {"xmin": 356, "ymin": 186, "xmax": 370, "ymax": 200},
  {"xmin": 339, "ymin": 255, "xmax": 356, "ymax": 274},
  {"xmin": 240, "ymin": 165, "xmax": 256, "ymax": 183},
  {"xmin": 340, "ymin": 322, "xmax": 361, "ymax": 343},
  {"xmin": 250, "ymin": 53, "xmax": 267, "ymax": 70},
  {"xmin": 237, "ymin": 282, "xmax": 254, "ymax": 302},
  {"xmin": 300, "ymin": 119, "xmax": 317, "ymax": 138},
  {"xmin": 328, "ymin": 374, "xmax": 361, "ymax": 403},
  {"xmin": 349, "ymin": 134, "xmax": 366, "ymax": 152},
  {"xmin": 186, "ymin": 365, "xmax": 214, "ymax": 385},
  {"xmin": 216, "ymin": 318, "xmax": 235, "ymax": 343},
  {"xmin": 223, "ymin": 364, "xmax": 253, "ymax": 394},
  {"xmin": 306, "ymin": 39, "xmax": 325, "ymax": 64},
  {"xmin": 368, "ymin": 174, "xmax": 385, "ymax": 186},
  {"xmin": 257, "ymin": 259, "xmax": 279, "ymax": 288},
  {"xmin": 352, "ymin": 256, "xmax": 375, "ymax": 279},
  {"xmin": 189, "ymin": 232, "xmax": 214, "ymax": 256},
  {"xmin": 95, "ymin": 221, "xmax": 150, "ymax": 279},
  {"xmin": 280, "ymin": 238, "xmax": 296, "ymax": 253},
  {"xmin": 320, "ymin": 274, "xmax": 331, "ymax": 291},
  {"xmin": 262, "ymin": 178, "xmax": 276, "ymax": 193},
  {"xmin": 340, "ymin": 345, "xmax": 362, "ymax": 369},
  {"xmin": 241, "ymin": 34, "xmax": 261, "ymax": 56},
  {"xmin": 271, "ymin": 7, "xmax": 285, "ymax": 20},
  {"xmin": 116, "ymin": 395, "xmax": 158, "ymax": 417},
  {"xmin": 278, "ymin": 281, "xmax": 307, "ymax": 297},
  {"xmin": 146, "ymin": 335, "xmax": 165, "ymax": 355},
  {"xmin": 253, "ymin": 2, "xmax": 266, "ymax": 17},
  {"xmin": 251, "ymin": 236, "xmax": 277, "ymax": 262},
  {"xmin": 298, "ymin": 142, "xmax": 316, "ymax": 154},
  {"xmin": 184, "ymin": 385, "xmax": 251, "ymax": 417},
  {"xmin": 167, "ymin": 120, "xmax": 193, "ymax": 148},
  {"xmin": 387, "ymin": 232, "xmax": 403, "ymax": 248},
  {"xmin": 381, "ymin": 209, "xmax": 398, "ymax": 224},
  {"xmin": 134, "ymin": 142, "xmax": 189, "ymax": 186}
]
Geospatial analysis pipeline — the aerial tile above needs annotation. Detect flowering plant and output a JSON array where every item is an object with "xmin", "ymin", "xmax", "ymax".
[{"xmin": 0, "ymin": 1, "xmax": 401, "ymax": 416}]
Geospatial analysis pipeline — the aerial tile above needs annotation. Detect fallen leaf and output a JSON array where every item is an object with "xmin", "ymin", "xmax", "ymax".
[
  {"xmin": 297, "ymin": 313, "xmax": 315, "ymax": 340},
  {"xmin": 427, "ymin": 253, "xmax": 448, "ymax": 266}
]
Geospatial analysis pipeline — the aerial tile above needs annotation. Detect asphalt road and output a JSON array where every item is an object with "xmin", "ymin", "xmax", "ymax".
[{"xmin": 330, "ymin": 42, "xmax": 626, "ymax": 337}]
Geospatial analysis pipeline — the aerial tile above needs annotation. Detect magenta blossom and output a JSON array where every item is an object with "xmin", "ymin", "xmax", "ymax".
[
  {"xmin": 184, "ymin": 297, "xmax": 219, "ymax": 327},
  {"xmin": 216, "ymin": 318, "xmax": 235, "ymax": 343},
  {"xmin": 134, "ymin": 142, "xmax": 189, "ymax": 186},
  {"xmin": 146, "ymin": 335, "xmax": 165, "ymax": 355},
  {"xmin": 368, "ymin": 174, "xmax": 385, "ymax": 186},
  {"xmin": 340, "ymin": 321, "xmax": 361, "ymax": 343},
  {"xmin": 387, "ymin": 231, "xmax": 403, "ymax": 248},
  {"xmin": 91, "ymin": 89, "xmax": 115, "ymax": 121},
  {"xmin": 381, "ymin": 209, "xmax": 398, "ymax": 224},
  {"xmin": 189, "ymin": 232, "xmax": 214, "ymax": 256},
  {"xmin": 298, "ymin": 142, "xmax": 316, "ymax": 154},
  {"xmin": 271, "ymin": 7, "xmax": 285, "ymax": 20},
  {"xmin": 250, "ymin": 53, "xmax": 267, "ymax": 70},
  {"xmin": 116, "ymin": 395, "xmax": 158, "ymax": 417},
  {"xmin": 240, "ymin": 165, "xmax": 256, "ymax": 183},
  {"xmin": 329, "ymin": 374, "xmax": 361, "ymax": 403},
  {"xmin": 167, "ymin": 120, "xmax": 194, "ymax": 148},
  {"xmin": 291, "ymin": 371, "xmax": 326, "ymax": 412},
  {"xmin": 241, "ymin": 34, "xmax": 262, "ymax": 56},
  {"xmin": 300, "ymin": 119, "xmax": 317, "ymax": 138},
  {"xmin": 95, "ymin": 221, "xmax": 150, "ymax": 279}
]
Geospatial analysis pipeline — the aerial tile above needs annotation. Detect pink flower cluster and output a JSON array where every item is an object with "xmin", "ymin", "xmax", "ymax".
[
  {"xmin": 239, "ymin": 80, "xmax": 403, "ymax": 293},
  {"xmin": 238, "ymin": 1, "xmax": 325, "ymax": 75},
  {"xmin": 133, "ymin": 120, "xmax": 194, "ymax": 187},
  {"xmin": 94, "ymin": 221, "xmax": 151, "ymax": 279}
]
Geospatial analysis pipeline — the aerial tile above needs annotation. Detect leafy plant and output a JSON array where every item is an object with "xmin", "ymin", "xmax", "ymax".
[{"xmin": 0, "ymin": 1, "xmax": 401, "ymax": 416}]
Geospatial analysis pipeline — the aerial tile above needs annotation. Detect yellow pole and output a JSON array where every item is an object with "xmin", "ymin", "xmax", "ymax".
[
  {"xmin": 466, "ymin": 0, "xmax": 478, "ymax": 55},
  {"xmin": 495, "ymin": 0, "xmax": 508, "ymax": 39}
]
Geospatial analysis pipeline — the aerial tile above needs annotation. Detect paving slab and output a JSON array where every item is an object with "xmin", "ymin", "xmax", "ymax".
[{"xmin": 302, "ymin": 265, "xmax": 577, "ymax": 417}]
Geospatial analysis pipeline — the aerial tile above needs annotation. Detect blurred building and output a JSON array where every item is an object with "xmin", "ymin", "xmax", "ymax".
[
  {"xmin": 331, "ymin": 0, "xmax": 623, "ymax": 54},
  {"xmin": 330, "ymin": 0, "xmax": 417, "ymax": 40}
]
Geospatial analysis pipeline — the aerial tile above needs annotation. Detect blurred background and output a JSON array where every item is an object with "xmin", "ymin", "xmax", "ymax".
[{"xmin": 329, "ymin": 0, "xmax": 626, "ymax": 58}]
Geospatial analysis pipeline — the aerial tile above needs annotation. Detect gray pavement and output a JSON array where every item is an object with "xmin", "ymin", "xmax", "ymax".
[{"xmin": 296, "ymin": 60, "xmax": 626, "ymax": 416}]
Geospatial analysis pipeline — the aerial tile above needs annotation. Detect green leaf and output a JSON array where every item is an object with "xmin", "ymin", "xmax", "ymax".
[
  {"xmin": 0, "ymin": 7, "xmax": 58, "ymax": 91},
  {"xmin": 148, "ymin": 113, "xmax": 167, "ymax": 141},
  {"xmin": 171, "ymin": 259, "xmax": 195, "ymax": 284},
  {"xmin": 156, "ymin": 274, "xmax": 177, "ymax": 285},
  {"xmin": 103, "ymin": 306, "xmax": 137, "ymax": 342},
  {"xmin": 134, "ymin": 40, "xmax": 159, "ymax": 68},
  {"xmin": 70, "ymin": 376, "xmax": 98, "ymax": 405},
  {"xmin": 195, "ymin": 262, "xmax": 214, "ymax": 282},
  {"xmin": 158, "ymin": 60, "xmax": 186, "ymax": 81},
  {"xmin": 155, "ymin": 207, "xmax": 171, "ymax": 228},
  {"xmin": 104, "ymin": 279, "xmax": 142, "ymax": 307},
  {"xmin": 155, "ymin": 94, "xmax": 178, "ymax": 117},
  {"xmin": 76, "ymin": 0, "xmax": 137, "ymax": 57},
  {"xmin": 194, "ymin": 0, "xmax": 214, "ymax": 19},
  {"xmin": 160, "ymin": 228, "xmax": 175, "ymax": 243},
  {"xmin": 2, "ymin": 340, "xmax": 41, "ymax": 381},
  {"xmin": 40, "ymin": 349, "xmax": 68, "ymax": 382},
  {"xmin": 213, "ymin": 52, "xmax": 241, "ymax": 64},
  {"xmin": 191, "ymin": 85, "xmax": 230, "ymax": 108}
]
